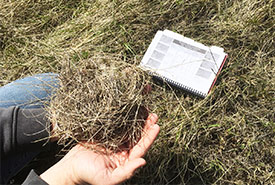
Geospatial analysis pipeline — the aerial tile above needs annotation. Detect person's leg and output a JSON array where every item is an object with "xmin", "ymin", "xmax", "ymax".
[
  {"xmin": 0, "ymin": 73, "xmax": 60, "ymax": 184},
  {"xmin": 0, "ymin": 73, "xmax": 59, "ymax": 108}
]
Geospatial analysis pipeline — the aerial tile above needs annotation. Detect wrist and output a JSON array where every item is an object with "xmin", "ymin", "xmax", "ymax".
[{"xmin": 40, "ymin": 158, "xmax": 78, "ymax": 185}]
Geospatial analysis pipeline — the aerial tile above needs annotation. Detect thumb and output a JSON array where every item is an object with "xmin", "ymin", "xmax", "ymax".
[{"xmin": 111, "ymin": 158, "xmax": 146, "ymax": 184}]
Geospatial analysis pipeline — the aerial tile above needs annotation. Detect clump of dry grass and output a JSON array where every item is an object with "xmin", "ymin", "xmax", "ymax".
[{"xmin": 48, "ymin": 56, "xmax": 151, "ymax": 152}]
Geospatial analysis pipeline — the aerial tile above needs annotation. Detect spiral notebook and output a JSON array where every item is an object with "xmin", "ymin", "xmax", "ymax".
[{"xmin": 140, "ymin": 30, "xmax": 228, "ymax": 98}]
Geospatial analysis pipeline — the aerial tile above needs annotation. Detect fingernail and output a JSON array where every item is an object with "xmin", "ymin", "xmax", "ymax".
[{"xmin": 150, "ymin": 113, "xmax": 157, "ymax": 120}]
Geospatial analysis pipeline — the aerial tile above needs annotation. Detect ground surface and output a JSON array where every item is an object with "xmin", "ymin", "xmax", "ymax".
[{"xmin": 1, "ymin": 0, "xmax": 274, "ymax": 184}]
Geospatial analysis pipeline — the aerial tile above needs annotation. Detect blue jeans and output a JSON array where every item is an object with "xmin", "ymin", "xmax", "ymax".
[
  {"xmin": 0, "ymin": 73, "xmax": 59, "ymax": 108},
  {"xmin": 0, "ymin": 73, "xmax": 59, "ymax": 184}
]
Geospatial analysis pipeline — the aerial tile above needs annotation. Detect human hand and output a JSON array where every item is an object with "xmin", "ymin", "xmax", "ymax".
[{"xmin": 40, "ymin": 113, "xmax": 160, "ymax": 185}]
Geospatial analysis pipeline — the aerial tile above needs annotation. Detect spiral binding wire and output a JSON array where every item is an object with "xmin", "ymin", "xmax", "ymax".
[{"xmin": 149, "ymin": 72, "xmax": 207, "ymax": 98}]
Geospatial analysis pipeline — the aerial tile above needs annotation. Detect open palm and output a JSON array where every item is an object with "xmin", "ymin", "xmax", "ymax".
[{"xmin": 60, "ymin": 113, "xmax": 160, "ymax": 185}]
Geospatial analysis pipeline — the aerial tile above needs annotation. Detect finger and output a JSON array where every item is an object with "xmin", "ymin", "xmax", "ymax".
[
  {"xmin": 143, "ymin": 113, "xmax": 158, "ymax": 131},
  {"xmin": 142, "ymin": 84, "xmax": 152, "ymax": 95},
  {"xmin": 111, "ymin": 158, "xmax": 146, "ymax": 184},
  {"xmin": 129, "ymin": 114, "xmax": 160, "ymax": 160}
]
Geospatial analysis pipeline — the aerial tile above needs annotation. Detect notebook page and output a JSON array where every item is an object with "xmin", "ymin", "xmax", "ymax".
[
  {"xmin": 157, "ymin": 36, "xmax": 211, "ymax": 94},
  {"xmin": 140, "ymin": 31, "xmax": 164, "ymax": 70}
]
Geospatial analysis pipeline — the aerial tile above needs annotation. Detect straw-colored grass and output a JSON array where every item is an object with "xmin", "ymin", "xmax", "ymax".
[
  {"xmin": 48, "ymin": 55, "xmax": 151, "ymax": 152},
  {"xmin": 1, "ymin": 0, "xmax": 274, "ymax": 184}
]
